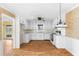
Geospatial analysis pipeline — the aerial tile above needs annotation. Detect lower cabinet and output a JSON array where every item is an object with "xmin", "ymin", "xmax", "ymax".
[
  {"xmin": 53, "ymin": 35, "xmax": 65, "ymax": 48},
  {"xmin": 31, "ymin": 33, "xmax": 50, "ymax": 40},
  {"xmin": 44, "ymin": 34, "xmax": 50, "ymax": 40},
  {"xmin": 25, "ymin": 33, "xmax": 51, "ymax": 41},
  {"xmin": 24, "ymin": 33, "xmax": 31, "ymax": 43},
  {"xmin": 31, "ymin": 33, "xmax": 44, "ymax": 40}
]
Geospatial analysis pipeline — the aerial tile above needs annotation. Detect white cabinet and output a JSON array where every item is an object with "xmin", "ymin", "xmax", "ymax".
[
  {"xmin": 31, "ymin": 33, "xmax": 44, "ymax": 40},
  {"xmin": 44, "ymin": 33, "xmax": 50, "ymax": 40},
  {"xmin": 24, "ymin": 33, "xmax": 31, "ymax": 43},
  {"xmin": 25, "ymin": 33, "xmax": 51, "ymax": 40},
  {"xmin": 53, "ymin": 35, "xmax": 65, "ymax": 48}
]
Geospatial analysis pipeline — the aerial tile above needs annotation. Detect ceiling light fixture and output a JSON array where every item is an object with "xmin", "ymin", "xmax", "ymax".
[{"xmin": 59, "ymin": 3, "xmax": 62, "ymax": 24}]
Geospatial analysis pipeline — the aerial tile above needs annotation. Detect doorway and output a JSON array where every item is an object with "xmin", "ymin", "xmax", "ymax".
[{"xmin": 1, "ymin": 14, "xmax": 15, "ymax": 56}]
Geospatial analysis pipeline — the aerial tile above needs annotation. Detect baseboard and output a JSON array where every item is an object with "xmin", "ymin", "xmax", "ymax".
[
  {"xmin": 50, "ymin": 40, "xmax": 56, "ymax": 47},
  {"xmin": 65, "ymin": 48, "xmax": 74, "ymax": 56},
  {"xmin": 50, "ymin": 40, "xmax": 54, "ymax": 45}
]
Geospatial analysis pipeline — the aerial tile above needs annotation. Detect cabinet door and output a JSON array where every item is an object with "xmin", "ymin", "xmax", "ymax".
[
  {"xmin": 44, "ymin": 34, "xmax": 50, "ymax": 40},
  {"xmin": 31, "ymin": 33, "xmax": 44, "ymax": 40},
  {"xmin": 55, "ymin": 35, "xmax": 64, "ymax": 48},
  {"xmin": 25, "ymin": 34, "xmax": 30, "ymax": 43},
  {"xmin": 38, "ymin": 33, "xmax": 43, "ymax": 39}
]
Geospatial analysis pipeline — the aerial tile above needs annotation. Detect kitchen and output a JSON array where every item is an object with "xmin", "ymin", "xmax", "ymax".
[
  {"xmin": 0, "ymin": 3, "xmax": 78, "ymax": 56},
  {"xmin": 20, "ymin": 15, "xmax": 66, "ymax": 48},
  {"xmin": 20, "ymin": 17, "xmax": 53, "ymax": 43}
]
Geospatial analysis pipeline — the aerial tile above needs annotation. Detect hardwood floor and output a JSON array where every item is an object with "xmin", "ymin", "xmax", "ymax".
[{"xmin": 13, "ymin": 40, "xmax": 72, "ymax": 56}]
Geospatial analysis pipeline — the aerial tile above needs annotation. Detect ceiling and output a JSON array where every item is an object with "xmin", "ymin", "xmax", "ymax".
[{"xmin": 0, "ymin": 3, "xmax": 78, "ymax": 20}]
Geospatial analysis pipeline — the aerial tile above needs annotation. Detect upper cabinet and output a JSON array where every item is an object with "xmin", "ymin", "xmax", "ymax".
[{"xmin": 25, "ymin": 18, "xmax": 53, "ymax": 33}]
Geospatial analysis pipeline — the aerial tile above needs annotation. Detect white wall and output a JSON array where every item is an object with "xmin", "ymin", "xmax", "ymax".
[
  {"xmin": 20, "ymin": 24, "xmax": 25, "ymax": 44},
  {"xmin": 13, "ymin": 17, "xmax": 20, "ymax": 48},
  {"xmin": 64, "ymin": 37, "xmax": 79, "ymax": 56},
  {"xmin": 0, "ymin": 40, "xmax": 3, "ymax": 56}
]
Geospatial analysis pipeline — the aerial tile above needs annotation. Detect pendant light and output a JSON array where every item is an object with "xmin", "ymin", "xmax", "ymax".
[
  {"xmin": 59, "ymin": 3, "xmax": 62, "ymax": 24},
  {"xmin": 56, "ymin": 3, "xmax": 67, "ymax": 28}
]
